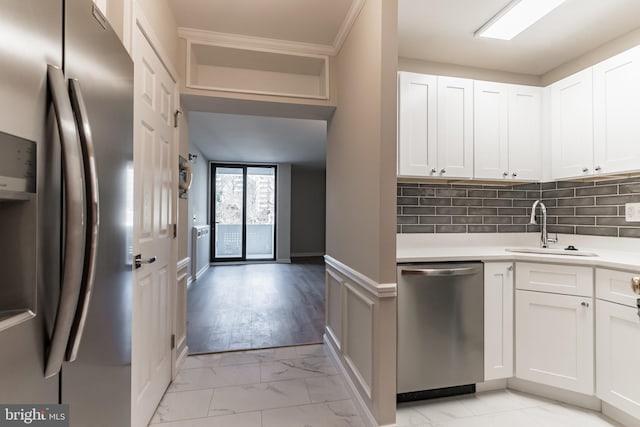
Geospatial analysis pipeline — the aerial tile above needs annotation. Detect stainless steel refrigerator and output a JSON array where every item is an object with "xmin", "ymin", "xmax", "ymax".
[{"xmin": 0, "ymin": 0, "xmax": 133, "ymax": 426}]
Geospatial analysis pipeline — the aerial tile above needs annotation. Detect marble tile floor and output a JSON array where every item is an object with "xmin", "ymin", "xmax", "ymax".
[{"xmin": 151, "ymin": 343, "xmax": 622, "ymax": 427}]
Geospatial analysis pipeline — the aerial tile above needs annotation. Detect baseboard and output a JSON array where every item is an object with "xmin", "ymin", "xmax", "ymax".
[
  {"xmin": 476, "ymin": 378, "xmax": 508, "ymax": 392},
  {"xmin": 277, "ymin": 258, "xmax": 291, "ymax": 264},
  {"xmin": 175, "ymin": 344, "xmax": 188, "ymax": 371},
  {"xmin": 195, "ymin": 264, "xmax": 209, "ymax": 281},
  {"xmin": 291, "ymin": 251, "xmax": 325, "ymax": 257},
  {"xmin": 602, "ymin": 402, "xmax": 640, "ymax": 427},
  {"xmin": 324, "ymin": 333, "xmax": 385, "ymax": 427},
  {"xmin": 187, "ymin": 276, "xmax": 192, "ymax": 289},
  {"xmin": 507, "ymin": 378, "xmax": 601, "ymax": 411}
]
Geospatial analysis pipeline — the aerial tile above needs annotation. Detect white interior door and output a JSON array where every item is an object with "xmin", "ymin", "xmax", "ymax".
[{"xmin": 131, "ymin": 26, "xmax": 176, "ymax": 427}]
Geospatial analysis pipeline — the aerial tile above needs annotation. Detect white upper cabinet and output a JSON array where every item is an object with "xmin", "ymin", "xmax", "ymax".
[
  {"xmin": 398, "ymin": 72, "xmax": 473, "ymax": 179},
  {"xmin": 437, "ymin": 76, "xmax": 474, "ymax": 178},
  {"xmin": 593, "ymin": 45, "xmax": 640, "ymax": 175},
  {"xmin": 398, "ymin": 72, "xmax": 437, "ymax": 177},
  {"xmin": 550, "ymin": 68, "xmax": 594, "ymax": 179},
  {"xmin": 508, "ymin": 85, "xmax": 542, "ymax": 181},
  {"xmin": 474, "ymin": 82, "xmax": 541, "ymax": 181},
  {"xmin": 474, "ymin": 81, "xmax": 509, "ymax": 180}
]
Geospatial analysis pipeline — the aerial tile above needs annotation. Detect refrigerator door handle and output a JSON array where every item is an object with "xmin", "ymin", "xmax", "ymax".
[
  {"xmin": 65, "ymin": 79, "xmax": 100, "ymax": 362},
  {"xmin": 44, "ymin": 65, "xmax": 87, "ymax": 378}
]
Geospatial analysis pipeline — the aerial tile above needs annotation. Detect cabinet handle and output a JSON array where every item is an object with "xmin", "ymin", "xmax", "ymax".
[
  {"xmin": 595, "ymin": 165, "xmax": 602, "ymax": 172},
  {"xmin": 581, "ymin": 301, "xmax": 590, "ymax": 308},
  {"xmin": 430, "ymin": 168, "xmax": 437, "ymax": 174},
  {"xmin": 503, "ymin": 172, "xmax": 508, "ymax": 177},
  {"xmin": 632, "ymin": 277, "xmax": 640, "ymax": 295},
  {"xmin": 440, "ymin": 168, "xmax": 446, "ymax": 174},
  {"xmin": 582, "ymin": 167, "xmax": 589, "ymax": 173},
  {"xmin": 512, "ymin": 172, "xmax": 518, "ymax": 178},
  {"xmin": 507, "ymin": 265, "xmax": 513, "ymax": 271}
]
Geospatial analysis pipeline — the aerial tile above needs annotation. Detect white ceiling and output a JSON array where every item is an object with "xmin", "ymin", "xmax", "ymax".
[
  {"xmin": 189, "ymin": 112, "xmax": 327, "ymax": 168},
  {"xmin": 398, "ymin": 0, "xmax": 640, "ymax": 76},
  {"xmin": 167, "ymin": 0, "xmax": 354, "ymax": 46}
]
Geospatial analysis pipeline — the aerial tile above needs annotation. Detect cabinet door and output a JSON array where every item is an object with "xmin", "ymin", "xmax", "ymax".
[
  {"xmin": 474, "ymin": 81, "xmax": 509, "ymax": 180},
  {"xmin": 515, "ymin": 290, "xmax": 594, "ymax": 394},
  {"xmin": 593, "ymin": 45, "xmax": 640, "ymax": 175},
  {"xmin": 551, "ymin": 69, "xmax": 594, "ymax": 179},
  {"xmin": 398, "ymin": 72, "xmax": 438, "ymax": 177},
  {"xmin": 508, "ymin": 85, "xmax": 542, "ymax": 181},
  {"xmin": 437, "ymin": 76, "xmax": 474, "ymax": 178},
  {"xmin": 484, "ymin": 262, "xmax": 513, "ymax": 380},
  {"xmin": 596, "ymin": 299, "xmax": 640, "ymax": 419}
]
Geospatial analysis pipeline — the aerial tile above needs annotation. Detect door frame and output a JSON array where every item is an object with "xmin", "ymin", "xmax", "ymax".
[{"xmin": 210, "ymin": 162, "xmax": 278, "ymax": 263}]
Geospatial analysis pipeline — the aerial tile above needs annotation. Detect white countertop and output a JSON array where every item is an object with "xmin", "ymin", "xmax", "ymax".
[{"xmin": 397, "ymin": 233, "xmax": 640, "ymax": 272}]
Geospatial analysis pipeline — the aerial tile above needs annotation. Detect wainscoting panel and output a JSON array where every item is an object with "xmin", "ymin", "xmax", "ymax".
[
  {"xmin": 175, "ymin": 257, "xmax": 190, "ymax": 372},
  {"xmin": 326, "ymin": 268, "xmax": 344, "ymax": 350}
]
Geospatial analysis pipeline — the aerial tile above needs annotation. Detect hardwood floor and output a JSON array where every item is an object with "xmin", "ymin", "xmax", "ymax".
[{"xmin": 187, "ymin": 257, "xmax": 325, "ymax": 354}]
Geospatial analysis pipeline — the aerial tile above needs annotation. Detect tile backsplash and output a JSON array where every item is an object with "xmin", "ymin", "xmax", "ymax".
[{"xmin": 397, "ymin": 177, "xmax": 640, "ymax": 238}]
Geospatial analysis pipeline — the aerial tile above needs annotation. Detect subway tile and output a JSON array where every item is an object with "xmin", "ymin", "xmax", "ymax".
[
  {"xmin": 397, "ymin": 225, "xmax": 401, "ymax": 233},
  {"xmin": 558, "ymin": 197, "xmax": 596, "ymax": 206},
  {"xmin": 436, "ymin": 188, "xmax": 467, "ymax": 197},
  {"xmin": 397, "ymin": 196, "xmax": 419, "ymax": 206},
  {"xmin": 397, "ymin": 206, "xmax": 401, "ymax": 215},
  {"xmin": 513, "ymin": 217, "xmax": 532, "ymax": 225},
  {"xmin": 468, "ymin": 207, "xmax": 497, "ymax": 216},
  {"xmin": 541, "ymin": 182, "xmax": 557, "ymax": 190},
  {"xmin": 547, "ymin": 225, "xmax": 575, "ymax": 234},
  {"xmin": 498, "ymin": 190, "xmax": 527, "ymax": 198},
  {"xmin": 540, "ymin": 198, "xmax": 557, "ymax": 207},
  {"xmin": 482, "ymin": 184, "xmax": 510, "ymax": 189},
  {"xmin": 436, "ymin": 225, "xmax": 467, "ymax": 233},
  {"xmin": 468, "ymin": 225, "xmax": 497, "ymax": 233},
  {"xmin": 575, "ymin": 185, "xmax": 618, "ymax": 197},
  {"xmin": 596, "ymin": 194, "xmax": 640, "ymax": 205},
  {"xmin": 436, "ymin": 207, "xmax": 467, "ymax": 215},
  {"xmin": 397, "ymin": 188, "xmax": 401, "ymax": 196},
  {"xmin": 526, "ymin": 190, "xmax": 542, "ymax": 199},
  {"xmin": 596, "ymin": 217, "xmax": 630, "ymax": 226},
  {"xmin": 483, "ymin": 198, "xmax": 513, "ymax": 207},
  {"xmin": 543, "ymin": 189, "xmax": 575, "ymax": 199},
  {"xmin": 513, "ymin": 199, "xmax": 536, "ymax": 207},
  {"xmin": 513, "ymin": 183, "xmax": 542, "ymax": 191},
  {"xmin": 527, "ymin": 224, "xmax": 541, "ymax": 233},
  {"xmin": 402, "ymin": 225, "xmax": 435, "ymax": 233},
  {"xmin": 575, "ymin": 206, "xmax": 617, "ymax": 216},
  {"xmin": 557, "ymin": 181, "xmax": 593, "ymax": 189},
  {"xmin": 547, "ymin": 207, "xmax": 575, "ymax": 216},
  {"xmin": 483, "ymin": 216, "xmax": 512, "ymax": 225},
  {"xmin": 558, "ymin": 216, "xmax": 595, "ymax": 225},
  {"xmin": 619, "ymin": 183, "xmax": 640, "ymax": 194},
  {"xmin": 596, "ymin": 177, "xmax": 640, "ymax": 185},
  {"xmin": 452, "ymin": 198, "xmax": 484, "ymax": 206},
  {"xmin": 402, "ymin": 187, "xmax": 436, "ymax": 197},
  {"xmin": 619, "ymin": 228, "xmax": 640, "ymax": 238},
  {"xmin": 420, "ymin": 216, "xmax": 451, "ymax": 224},
  {"xmin": 452, "ymin": 216, "xmax": 483, "ymax": 224},
  {"xmin": 467, "ymin": 189, "xmax": 497, "ymax": 198},
  {"xmin": 397, "ymin": 216, "xmax": 419, "ymax": 225},
  {"xmin": 576, "ymin": 226, "xmax": 618, "ymax": 237},
  {"xmin": 498, "ymin": 208, "xmax": 526, "ymax": 216},
  {"xmin": 498, "ymin": 225, "xmax": 527, "ymax": 233},
  {"xmin": 402, "ymin": 206, "xmax": 436, "ymax": 215},
  {"xmin": 398, "ymin": 183, "xmax": 418, "ymax": 188},
  {"xmin": 420, "ymin": 197, "xmax": 452, "ymax": 206}
]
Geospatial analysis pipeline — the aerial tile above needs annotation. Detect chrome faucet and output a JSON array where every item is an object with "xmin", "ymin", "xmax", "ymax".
[{"xmin": 529, "ymin": 200, "xmax": 557, "ymax": 248}]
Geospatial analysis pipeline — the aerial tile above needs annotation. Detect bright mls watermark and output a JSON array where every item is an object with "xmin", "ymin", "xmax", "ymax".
[{"xmin": 0, "ymin": 405, "xmax": 68, "ymax": 426}]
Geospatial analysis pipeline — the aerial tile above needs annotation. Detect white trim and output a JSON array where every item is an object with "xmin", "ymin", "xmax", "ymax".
[
  {"xmin": 332, "ymin": 0, "xmax": 366, "ymax": 54},
  {"xmin": 343, "ymin": 283, "xmax": 374, "ymax": 399},
  {"xmin": 324, "ymin": 334, "xmax": 380, "ymax": 427},
  {"xmin": 277, "ymin": 258, "xmax": 292, "ymax": 264},
  {"xmin": 187, "ymin": 276, "xmax": 192, "ymax": 289},
  {"xmin": 134, "ymin": 3, "xmax": 179, "ymax": 82},
  {"xmin": 184, "ymin": 38, "xmax": 330, "ymax": 100},
  {"xmin": 344, "ymin": 354, "xmax": 372, "ymax": 400},
  {"xmin": 507, "ymin": 377, "xmax": 602, "ymax": 411},
  {"xmin": 175, "ymin": 344, "xmax": 189, "ymax": 371},
  {"xmin": 195, "ymin": 264, "xmax": 209, "ymax": 281},
  {"xmin": 602, "ymin": 402, "xmax": 640, "ymax": 427},
  {"xmin": 324, "ymin": 255, "xmax": 397, "ymax": 298},
  {"xmin": 291, "ymin": 251, "xmax": 325, "ymax": 257},
  {"xmin": 178, "ymin": 27, "xmax": 335, "ymax": 56},
  {"xmin": 177, "ymin": 257, "xmax": 191, "ymax": 272}
]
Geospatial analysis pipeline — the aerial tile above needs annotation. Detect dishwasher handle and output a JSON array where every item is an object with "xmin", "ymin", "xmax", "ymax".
[{"xmin": 401, "ymin": 267, "xmax": 478, "ymax": 277}]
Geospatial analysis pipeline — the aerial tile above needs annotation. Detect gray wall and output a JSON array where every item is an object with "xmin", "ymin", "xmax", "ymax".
[
  {"xmin": 276, "ymin": 164, "xmax": 291, "ymax": 263},
  {"xmin": 397, "ymin": 177, "xmax": 640, "ymax": 238},
  {"xmin": 291, "ymin": 166, "xmax": 326, "ymax": 256},
  {"xmin": 186, "ymin": 144, "xmax": 209, "ymax": 263}
]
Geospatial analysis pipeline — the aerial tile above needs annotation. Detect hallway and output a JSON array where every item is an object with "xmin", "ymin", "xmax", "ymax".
[{"xmin": 187, "ymin": 258, "xmax": 325, "ymax": 354}]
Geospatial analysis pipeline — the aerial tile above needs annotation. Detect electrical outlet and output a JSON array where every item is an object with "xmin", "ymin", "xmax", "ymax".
[{"xmin": 625, "ymin": 203, "xmax": 640, "ymax": 222}]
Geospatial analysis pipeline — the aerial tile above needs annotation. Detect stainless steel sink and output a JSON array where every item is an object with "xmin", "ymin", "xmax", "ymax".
[{"xmin": 505, "ymin": 247, "xmax": 599, "ymax": 257}]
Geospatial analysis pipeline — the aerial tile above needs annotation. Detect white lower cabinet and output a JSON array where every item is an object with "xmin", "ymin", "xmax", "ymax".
[
  {"xmin": 515, "ymin": 289, "xmax": 594, "ymax": 395},
  {"xmin": 484, "ymin": 262, "xmax": 513, "ymax": 380}
]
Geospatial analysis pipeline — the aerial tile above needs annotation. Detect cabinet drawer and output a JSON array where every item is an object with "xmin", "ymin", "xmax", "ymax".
[
  {"xmin": 596, "ymin": 268, "xmax": 640, "ymax": 307},
  {"xmin": 516, "ymin": 262, "xmax": 593, "ymax": 297}
]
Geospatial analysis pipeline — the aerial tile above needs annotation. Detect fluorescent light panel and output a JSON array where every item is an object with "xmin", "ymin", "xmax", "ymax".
[{"xmin": 476, "ymin": 0, "xmax": 566, "ymax": 40}]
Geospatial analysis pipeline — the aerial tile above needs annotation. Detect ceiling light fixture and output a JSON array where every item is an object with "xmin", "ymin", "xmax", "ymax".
[{"xmin": 475, "ymin": 0, "xmax": 566, "ymax": 41}]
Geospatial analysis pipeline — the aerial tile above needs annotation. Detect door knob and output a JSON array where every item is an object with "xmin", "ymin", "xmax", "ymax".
[
  {"xmin": 134, "ymin": 254, "xmax": 157, "ymax": 269},
  {"xmin": 632, "ymin": 277, "xmax": 640, "ymax": 295}
]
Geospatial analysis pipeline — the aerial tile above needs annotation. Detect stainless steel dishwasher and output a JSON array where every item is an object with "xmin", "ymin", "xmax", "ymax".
[{"xmin": 397, "ymin": 262, "xmax": 484, "ymax": 400}]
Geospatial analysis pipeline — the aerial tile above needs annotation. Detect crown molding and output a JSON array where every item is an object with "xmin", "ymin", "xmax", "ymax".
[
  {"xmin": 178, "ymin": 27, "xmax": 335, "ymax": 56},
  {"xmin": 333, "ymin": 0, "xmax": 366, "ymax": 54},
  {"xmin": 177, "ymin": 0, "xmax": 366, "ymax": 56}
]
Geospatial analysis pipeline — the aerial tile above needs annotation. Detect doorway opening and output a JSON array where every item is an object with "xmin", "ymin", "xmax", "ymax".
[{"xmin": 211, "ymin": 164, "xmax": 277, "ymax": 262}]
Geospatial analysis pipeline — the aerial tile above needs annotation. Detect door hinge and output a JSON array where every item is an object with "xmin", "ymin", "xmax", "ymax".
[
  {"xmin": 172, "ymin": 223, "xmax": 177, "ymax": 239},
  {"xmin": 174, "ymin": 109, "xmax": 183, "ymax": 128},
  {"xmin": 171, "ymin": 334, "xmax": 176, "ymax": 350}
]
